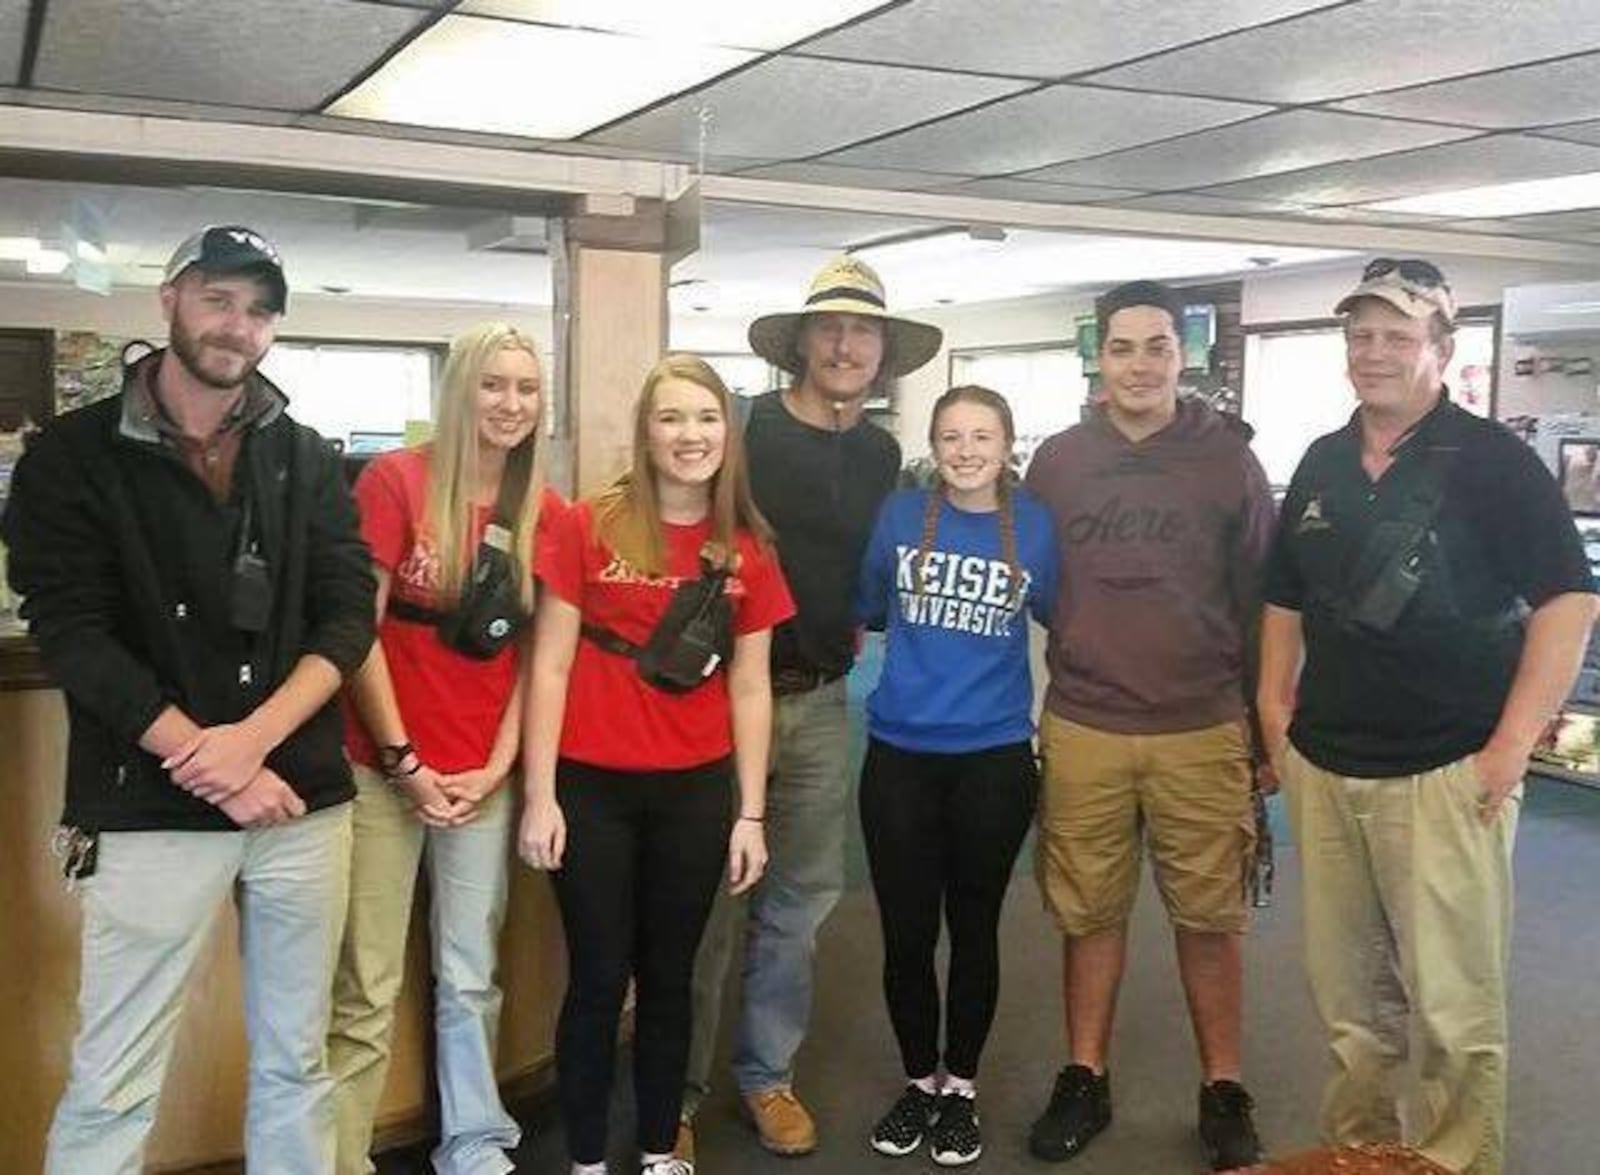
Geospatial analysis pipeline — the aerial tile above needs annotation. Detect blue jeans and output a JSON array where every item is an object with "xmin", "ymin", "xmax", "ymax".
[
  {"xmin": 685, "ymin": 677, "xmax": 852, "ymax": 1106},
  {"xmin": 46, "ymin": 804, "xmax": 352, "ymax": 1175},
  {"xmin": 328, "ymin": 767, "xmax": 518, "ymax": 1175}
]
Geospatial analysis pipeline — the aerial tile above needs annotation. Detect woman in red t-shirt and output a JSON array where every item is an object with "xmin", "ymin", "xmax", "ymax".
[
  {"xmin": 328, "ymin": 322, "xmax": 559, "ymax": 1175},
  {"xmin": 519, "ymin": 354, "xmax": 794, "ymax": 1175}
]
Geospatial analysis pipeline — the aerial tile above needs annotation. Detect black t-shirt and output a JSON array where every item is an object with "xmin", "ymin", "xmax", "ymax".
[
  {"xmin": 745, "ymin": 390, "xmax": 900, "ymax": 677},
  {"xmin": 1263, "ymin": 397, "xmax": 1594, "ymax": 778}
]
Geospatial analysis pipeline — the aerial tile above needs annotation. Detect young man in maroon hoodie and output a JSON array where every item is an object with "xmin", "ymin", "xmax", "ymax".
[{"xmin": 1023, "ymin": 280, "xmax": 1274, "ymax": 1171}]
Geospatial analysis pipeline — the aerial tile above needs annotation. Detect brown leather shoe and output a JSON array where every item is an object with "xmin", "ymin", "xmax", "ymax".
[
  {"xmin": 743, "ymin": 1087, "xmax": 818, "ymax": 1155},
  {"xmin": 674, "ymin": 1117, "xmax": 695, "ymax": 1165}
]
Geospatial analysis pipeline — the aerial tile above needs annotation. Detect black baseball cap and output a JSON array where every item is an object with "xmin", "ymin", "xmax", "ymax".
[{"xmin": 163, "ymin": 225, "xmax": 288, "ymax": 313}]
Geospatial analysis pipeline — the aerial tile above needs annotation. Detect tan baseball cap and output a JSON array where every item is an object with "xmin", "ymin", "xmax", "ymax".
[{"xmin": 1335, "ymin": 257, "xmax": 1455, "ymax": 326}]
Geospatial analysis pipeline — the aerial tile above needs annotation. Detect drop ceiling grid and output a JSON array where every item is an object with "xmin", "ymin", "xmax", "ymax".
[
  {"xmin": 795, "ymin": 0, "xmax": 1344, "ymax": 81},
  {"xmin": 1082, "ymin": 0, "xmax": 1600, "ymax": 105},
  {"xmin": 583, "ymin": 56, "xmax": 1029, "ymax": 162},
  {"xmin": 33, "ymin": 0, "xmax": 427, "ymax": 111},
  {"xmin": 819, "ymin": 85, "xmax": 1270, "ymax": 175},
  {"xmin": 1018, "ymin": 109, "xmax": 1479, "ymax": 191},
  {"xmin": 1333, "ymin": 51, "xmax": 1600, "ymax": 131}
]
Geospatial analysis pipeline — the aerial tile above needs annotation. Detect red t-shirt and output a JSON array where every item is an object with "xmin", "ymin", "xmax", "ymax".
[
  {"xmin": 345, "ymin": 446, "xmax": 565, "ymax": 773},
  {"xmin": 537, "ymin": 500, "xmax": 795, "ymax": 771}
]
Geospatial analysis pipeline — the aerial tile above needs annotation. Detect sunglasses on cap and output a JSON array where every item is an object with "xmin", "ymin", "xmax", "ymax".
[{"xmin": 1363, "ymin": 257, "xmax": 1448, "ymax": 289}]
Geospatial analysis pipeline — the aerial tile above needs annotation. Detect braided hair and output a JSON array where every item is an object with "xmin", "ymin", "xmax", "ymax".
[{"xmin": 914, "ymin": 385, "xmax": 1024, "ymax": 610}]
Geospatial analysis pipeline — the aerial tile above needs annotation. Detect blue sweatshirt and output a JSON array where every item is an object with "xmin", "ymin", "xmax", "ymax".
[{"xmin": 855, "ymin": 487, "xmax": 1059, "ymax": 754}]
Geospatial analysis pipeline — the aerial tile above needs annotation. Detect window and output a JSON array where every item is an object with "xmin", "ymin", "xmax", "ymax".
[
  {"xmin": 258, "ymin": 340, "xmax": 440, "ymax": 450},
  {"xmin": 1243, "ymin": 316, "xmax": 1497, "ymax": 487},
  {"xmin": 949, "ymin": 344, "xmax": 1086, "ymax": 472}
]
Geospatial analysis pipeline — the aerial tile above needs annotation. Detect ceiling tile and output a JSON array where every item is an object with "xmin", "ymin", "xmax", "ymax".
[
  {"xmin": 1022, "ymin": 110, "xmax": 1475, "ymax": 190},
  {"xmin": 1535, "ymin": 119, "xmax": 1600, "ymax": 148},
  {"xmin": 1449, "ymin": 210, "xmax": 1600, "ymax": 236},
  {"xmin": 0, "ymin": 3, "xmax": 26, "ymax": 86},
  {"xmin": 931, "ymin": 177, "xmax": 1143, "ymax": 203},
  {"xmin": 800, "ymin": 0, "xmax": 1338, "ymax": 79},
  {"xmin": 1085, "ymin": 0, "xmax": 1600, "ymax": 104},
  {"xmin": 1335, "ymin": 53, "xmax": 1600, "ymax": 129},
  {"xmin": 35, "ymin": 0, "xmax": 427, "ymax": 110},
  {"xmin": 1197, "ymin": 135, "xmax": 1600, "ymax": 205},
  {"xmin": 821, "ymin": 85, "xmax": 1266, "ymax": 175},
  {"xmin": 586, "ymin": 57, "xmax": 1025, "ymax": 161},
  {"xmin": 462, "ymin": 0, "xmax": 886, "ymax": 53},
  {"xmin": 1105, "ymin": 193, "xmax": 1314, "ymax": 216},
  {"xmin": 733, "ymin": 162, "xmax": 969, "ymax": 190}
]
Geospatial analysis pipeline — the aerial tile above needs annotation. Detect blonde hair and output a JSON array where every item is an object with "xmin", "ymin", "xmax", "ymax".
[
  {"xmin": 916, "ymin": 385, "xmax": 1022, "ymax": 608},
  {"xmin": 425, "ymin": 322, "xmax": 546, "ymax": 608},
  {"xmin": 592, "ymin": 353, "xmax": 773, "ymax": 576}
]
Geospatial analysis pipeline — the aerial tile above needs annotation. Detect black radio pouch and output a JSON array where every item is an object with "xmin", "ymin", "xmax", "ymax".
[
  {"xmin": 386, "ymin": 442, "xmax": 534, "ymax": 659},
  {"xmin": 1338, "ymin": 447, "xmax": 1457, "ymax": 635},
  {"xmin": 583, "ymin": 555, "xmax": 734, "ymax": 693},
  {"xmin": 230, "ymin": 494, "xmax": 274, "ymax": 634}
]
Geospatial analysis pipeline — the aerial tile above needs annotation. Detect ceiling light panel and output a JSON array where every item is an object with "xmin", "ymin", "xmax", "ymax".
[
  {"xmin": 1085, "ymin": 0, "xmax": 1600, "ymax": 105},
  {"xmin": 1368, "ymin": 172, "xmax": 1600, "ymax": 218},
  {"xmin": 1198, "ymin": 135, "xmax": 1600, "ymax": 206},
  {"xmin": 1336, "ymin": 53, "xmax": 1600, "ymax": 130},
  {"xmin": 823, "ymin": 86, "xmax": 1266, "ymax": 175},
  {"xmin": 459, "ymin": 0, "xmax": 887, "ymax": 52},
  {"xmin": 586, "ymin": 57, "xmax": 1025, "ymax": 160},
  {"xmin": 1022, "ymin": 110, "xmax": 1475, "ymax": 191},
  {"xmin": 329, "ymin": 15, "xmax": 757, "ymax": 138},
  {"xmin": 36, "ymin": 0, "xmax": 427, "ymax": 110},
  {"xmin": 0, "ymin": 4, "xmax": 27, "ymax": 86},
  {"xmin": 801, "ymin": 0, "xmax": 1337, "ymax": 79}
]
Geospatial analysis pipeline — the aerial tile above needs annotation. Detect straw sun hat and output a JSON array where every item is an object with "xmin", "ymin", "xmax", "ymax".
[{"xmin": 748, "ymin": 255, "xmax": 944, "ymax": 377}]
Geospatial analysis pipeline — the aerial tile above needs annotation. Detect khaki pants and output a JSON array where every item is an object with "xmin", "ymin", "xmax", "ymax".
[
  {"xmin": 46, "ymin": 804, "xmax": 352, "ymax": 1175},
  {"xmin": 1281, "ymin": 747, "xmax": 1520, "ymax": 1175},
  {"xmin": 327, "ymin": 767, "xmax": 518, "ymax": 1175}
]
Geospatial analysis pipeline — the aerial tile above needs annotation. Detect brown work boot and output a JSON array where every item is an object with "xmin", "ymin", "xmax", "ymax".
[
  {"xmin": 673, "ymin": 1117, "xmax": 695, "ymax": 1165},
  {"xmin": 743, "ymin": 1087, "xmax": 818, "ymax": 1155}
]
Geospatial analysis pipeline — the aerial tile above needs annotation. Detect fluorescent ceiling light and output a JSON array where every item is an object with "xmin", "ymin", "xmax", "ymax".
[
  {"xmin": 328, "ymin": 16, "xmax": 756, "ymax": 139},
  {"xmin": 0, "ymin": 236, "xmax": 41, "ymax": 261},
  {"xmin": 460, "ymin": 0, "xmax": 885, "ymax": 52},
  {"xmin": 1367, "ymin": 172, "xmax": 1600, "ymax": 218},
  {"xmin": 26, "ymin": 248, "xmax": 71, "ymax": 276}
]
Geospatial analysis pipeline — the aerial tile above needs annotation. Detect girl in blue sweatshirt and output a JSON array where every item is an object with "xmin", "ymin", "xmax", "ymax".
[{"xmin": 855, "ymin": 385, "xmax": 1059, "ymax": 1166}]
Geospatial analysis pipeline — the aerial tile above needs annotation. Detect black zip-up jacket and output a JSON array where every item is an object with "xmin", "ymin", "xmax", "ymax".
[{"xmin": 1, "ymin": 353, "xmax": 376, "ymax": 832}]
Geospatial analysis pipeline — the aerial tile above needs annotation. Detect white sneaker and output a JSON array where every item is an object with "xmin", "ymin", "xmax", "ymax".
[{"xmin": 641, "ymin": 1159, "xmax": 693, "ymax": 1175}]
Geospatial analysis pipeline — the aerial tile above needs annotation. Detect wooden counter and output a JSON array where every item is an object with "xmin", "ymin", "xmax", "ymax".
[{"xmin": 0, "ymin": 687, "xmax": 567, "ymax": 1173}]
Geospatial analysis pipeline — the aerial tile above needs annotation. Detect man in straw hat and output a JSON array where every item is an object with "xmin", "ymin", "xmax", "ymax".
[
  {"xmin": 677, "ymin": 255, "xmax": 942, "ymax": 1160},
  {"xmin": 1260, "ymin": 258, "xmax": 1596, "ymax": 1174}
]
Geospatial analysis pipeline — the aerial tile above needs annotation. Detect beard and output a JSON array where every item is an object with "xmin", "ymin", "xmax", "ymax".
[{"xmin": 168, "ymin": 314, "xmax": 262, "ymax": 391}]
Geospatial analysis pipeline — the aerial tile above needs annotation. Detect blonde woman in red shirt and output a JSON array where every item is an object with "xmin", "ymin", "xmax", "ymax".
[
  {"xmin": 520, "ymin": 354, "xmax": 794, "ymax": 1175},
  {"xmin": 329, "ymin": 322, "xmax": 561, "ymax": 1175}
]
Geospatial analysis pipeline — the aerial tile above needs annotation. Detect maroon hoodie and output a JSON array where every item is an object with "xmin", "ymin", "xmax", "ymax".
[{"xmin": 1024, "ymin": 399, "xmax": 1274, "ymax": 734}]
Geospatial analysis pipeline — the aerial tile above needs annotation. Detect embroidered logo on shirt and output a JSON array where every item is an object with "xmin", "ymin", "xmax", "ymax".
[{"xmin": 1297, "ymin": 496, "xmax": 1332, "ymax": 533}]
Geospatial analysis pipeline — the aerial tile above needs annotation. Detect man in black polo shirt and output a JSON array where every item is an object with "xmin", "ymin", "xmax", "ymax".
[{"xmin": 1258, "ymin": 258, "xmax": 1597, "ymax": 1175}]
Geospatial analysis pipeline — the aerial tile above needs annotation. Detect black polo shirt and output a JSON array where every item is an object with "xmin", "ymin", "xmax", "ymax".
[{"xmin": 1263, "ymin": 395, "xmax": 1593, "ymax": 778}]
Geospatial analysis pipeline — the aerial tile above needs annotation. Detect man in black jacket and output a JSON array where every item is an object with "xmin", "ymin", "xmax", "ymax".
[{"xmin": 3, "ymin": 225, "xmax": 375, "ymax": 1175}]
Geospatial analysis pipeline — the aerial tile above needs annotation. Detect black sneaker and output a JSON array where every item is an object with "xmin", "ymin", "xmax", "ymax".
[
  {"xmin": 870, "ymin": 1084, "xmax": 940, "ymax": 1157},
  {"xmin": 1028, "ymin": 1064, "xmax": 1111, "ymax": 1162},
  {"xmin": 1198, "ymin": 1080, "xmax": 1264, "ymax": 1170},
  {"xmin": 929, "ymin": 1092, "xmax": 982, "ymax": 1166}
]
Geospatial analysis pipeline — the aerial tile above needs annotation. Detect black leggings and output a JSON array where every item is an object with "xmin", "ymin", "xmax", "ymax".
[
  {"xmin": 859, "ymin": 737, "xmax": 1038, "ymax": 1081},
  {"xmin": 549, "ymin": 757, "xmax": 731, "ymax": 1164}
]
